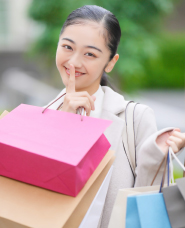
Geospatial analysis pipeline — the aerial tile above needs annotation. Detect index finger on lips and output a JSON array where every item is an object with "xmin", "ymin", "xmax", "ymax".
[{"xmin": 66, "ymin": 64, "xmax": 75, "ymax": 93}]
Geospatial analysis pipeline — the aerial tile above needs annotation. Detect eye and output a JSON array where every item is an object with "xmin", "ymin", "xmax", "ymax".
[
  {"xmin": 85, "ymin": 53, "xmax": 96, "ymax": 57},
  {"xmin": 61, "ymin": 45, "xmax": 72, "ymax": 50}
]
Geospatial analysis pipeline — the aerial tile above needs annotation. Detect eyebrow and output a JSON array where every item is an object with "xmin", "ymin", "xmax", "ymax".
[{"xmin": 61, "ymin": 38, "xmax": 103, "ymax": 53}]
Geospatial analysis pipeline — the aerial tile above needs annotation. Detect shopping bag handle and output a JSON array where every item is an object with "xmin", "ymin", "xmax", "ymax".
[
  {"xmin": 169, "ymin": 146, "xmax": 185, "ymax": 177},
  {"xmin": 42, "ymin": 92, "xmax": 85, "ymax": 121},
  {"xmin": 151, "ymin": 147, "xmax": 185, "ymax": 192},
  {"xmin": 150, "ymin": 152, "xmax": 167, "ymax": 186},
  {"xmin": 159, "ymin": 151, "xmax": 170, "ymax": 192},
  {"xmin": 42, "ymin": 92, "xmax": 66, "ymax": 113},
  {"xmin": 150, "ymin": 150, "xmax": 169, "ymax": 192}
]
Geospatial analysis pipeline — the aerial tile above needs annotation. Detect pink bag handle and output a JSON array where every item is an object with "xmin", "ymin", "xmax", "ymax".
[
  {"xmin": 42, "ymin": 92, "xmax": 85, "ymax": 121},
  {"xmin": 42, "ymin": 92, "xmax": 66, "ymax": 113}
]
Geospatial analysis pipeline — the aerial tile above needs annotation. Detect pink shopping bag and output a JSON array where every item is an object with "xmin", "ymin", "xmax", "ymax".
[{"xmin": 0, "ymin": 104, "xmax": 112, "ymax": 197}]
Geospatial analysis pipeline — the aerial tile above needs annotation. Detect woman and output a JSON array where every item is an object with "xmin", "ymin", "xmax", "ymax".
[{"xmin": 44, "ymin": 5, "xmax": 185, "ymax": 227}]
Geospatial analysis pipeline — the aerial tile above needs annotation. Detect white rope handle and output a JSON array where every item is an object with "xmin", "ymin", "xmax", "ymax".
[
  {"xmin": 169, "ymin": 150, "xmax": 174, "ymax": 184},
  {"xmin": 169, "ymin": 146, "xmax": 185, "ymax": 172},
  {"xmin": 82, "ymin": 108, "xmax": 87, "ymax": 117}
]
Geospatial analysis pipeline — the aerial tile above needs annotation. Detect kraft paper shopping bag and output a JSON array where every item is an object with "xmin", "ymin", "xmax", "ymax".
[
  {"xmin": 0, "ymin": 149, "xmax": 115, "ymax": 228},
  {"xmin": 0, "ymin": 104, "xmax": 112, "ymax": 196},
  {"xmin": 108, "ymin": 185, "xmax": 160, "ymax": 228},
  {"xmin": 0, "ymin": 110, "xmax": 9, "ymax": 119}
]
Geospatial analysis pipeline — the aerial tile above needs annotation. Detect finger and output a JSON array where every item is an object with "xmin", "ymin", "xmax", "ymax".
[
  {"xmin": 170, "ymin": 130, "xmax": 184, "ymax": 138},
  {"xmin": 171, "ymin": 132, "xmax": 185, "ymax": 148},
  {"xmin": 166, "ymin": 140, "xmax": 179, "ymax": 153},
  {"xmin": 69, "ymin": 91, "xmax": 95, "ymax": 110},
  {"xmin": 70, "ymin": 100, "xmax": 91, "ymax": 115},
  {"xmin": 80, "ymin": 99, "xmax": 91, "ymax": 116},
  {"xmin": 92, "ymin": 95, "xmax": 96, "ymax": 101},
  {"xmin": 167, "ymin": 135, "xmax": 183, "ymax": 148},
  {"xmin": 70, "ymin": 97, "xmax": 93, "ymax": 111},
  {"xmin": 169, "ymin": 128, "xmax": 181, "ymax": 136},
  {"xmin": 68, "ymin": 96, "xmax": 93, "ymax": 115},
  {"xmin": 66, "ymin": 64, "xmax": 75, "ymax": 93},
  {"xmin": 174, "ymin": 128, "xmax": 181, "ymax": 132}
]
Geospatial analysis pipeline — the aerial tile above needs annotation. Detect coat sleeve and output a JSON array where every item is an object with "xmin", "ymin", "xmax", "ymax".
[{"xmin": 133, "ymin": 104, "xmax": 184, "ymax": 187}]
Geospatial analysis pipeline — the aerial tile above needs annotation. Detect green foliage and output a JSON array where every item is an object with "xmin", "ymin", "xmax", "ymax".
[
  {"xmin": 95, "ymin": 0, "xmax": 174, "ymax": 79},
  {"xmin": 27, "ymin": 0, "xmax": 184, "ymax": 91},
  {"xmin": 143, "ymin": 34, "xmax": 185, "ymax": 89},
  {"xmin": 28, "ymin": 0, "xmax": 90, "ymax": 62},
  {"xmin": 120, "ymin": 33, "xmax": 185, "ymax": 92},
  {"xmin": 173, "ymin": 168, "xmax": 183, "ymax": 181}
]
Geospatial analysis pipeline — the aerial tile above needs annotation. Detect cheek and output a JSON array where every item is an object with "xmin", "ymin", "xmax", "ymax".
[
  {"xmin": 88, "ymin": 63, "xmax": 103, "ymax": 79},
  {"xmin": 55, "ymin": 50, "xmax": 68, "ymax": 85},
  {"xmin": 56, "ymin": 50, "xmax": 62, "ymax": 69}
]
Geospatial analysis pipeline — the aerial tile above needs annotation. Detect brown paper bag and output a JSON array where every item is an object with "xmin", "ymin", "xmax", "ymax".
[
  {"xmin": 0, "ymin": 146, "xmax": 114, "ymax": 228},
  {"xmin": 0, "ymin": 110, "xmax": 9, "ymax": 119}
]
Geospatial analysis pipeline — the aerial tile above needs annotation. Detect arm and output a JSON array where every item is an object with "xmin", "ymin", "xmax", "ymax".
[{"xmin": 133, "ymin": 105, "xmax": 184, "ymax": 187}]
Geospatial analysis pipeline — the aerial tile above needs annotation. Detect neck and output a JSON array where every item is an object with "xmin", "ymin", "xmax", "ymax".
[{"xmin": 76, "ymin": 84, "xmax": 100, "ymax": 96}]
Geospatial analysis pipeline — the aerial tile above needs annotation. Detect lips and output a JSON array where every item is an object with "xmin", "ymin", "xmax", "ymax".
[{"xmin": 64, "ymin": 66, "xmax": 85, "ymax": 76}]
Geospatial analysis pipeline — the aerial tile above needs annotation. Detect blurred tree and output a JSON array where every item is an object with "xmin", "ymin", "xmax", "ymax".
[
  {"xmin": 28, "ymin": 0, "xmax": 184, "ymax": 91},
  {"xmin": 28, "ymin": 0, "xmax": 88, "ymax": 64}
]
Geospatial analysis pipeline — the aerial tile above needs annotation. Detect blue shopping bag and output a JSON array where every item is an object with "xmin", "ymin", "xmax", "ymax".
[
  {"xmin": 126, "ymin": 193, "xmax": 171, "ymax": 228},
  {"xmin": 125, "ymin": 151, "xmax": 172, "ymax": 228}
]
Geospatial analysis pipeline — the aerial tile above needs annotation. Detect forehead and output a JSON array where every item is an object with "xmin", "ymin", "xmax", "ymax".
[{"xmin": 60, "ymin": 21, "xmax": 108, "ymax": 50}]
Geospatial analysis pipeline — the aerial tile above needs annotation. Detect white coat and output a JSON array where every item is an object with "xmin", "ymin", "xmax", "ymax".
[{"xmin": 44, "ymin": 85, "xmax": 184, "ymax": 228}]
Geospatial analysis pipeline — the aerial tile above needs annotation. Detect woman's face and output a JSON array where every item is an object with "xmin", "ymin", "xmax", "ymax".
[{"xmin": 56, "ymin": 21, "xmax": 114, "ymax": 95}]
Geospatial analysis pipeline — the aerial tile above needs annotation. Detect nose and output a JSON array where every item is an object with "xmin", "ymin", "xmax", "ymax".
[{"xmin": 68, "ymin": 53, "xmax": 82, "ymax": 69}]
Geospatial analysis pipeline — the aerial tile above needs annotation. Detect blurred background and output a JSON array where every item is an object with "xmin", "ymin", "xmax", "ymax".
[{"xmin": 0, "ymin": 0, "xmax": 184, "ymax": 176}]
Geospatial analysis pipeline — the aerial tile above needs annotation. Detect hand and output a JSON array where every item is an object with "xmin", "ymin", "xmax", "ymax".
[
  {"xmin": 166, "ymin": 128, "xmax": 185, "ymax": 153},
  {"xmin": 156, "ymin": 128, "xmax": 185, "ymax": 154},
  {"xmin": 61, "ymin": 64, "xmax": 96, "ymax": 116}
]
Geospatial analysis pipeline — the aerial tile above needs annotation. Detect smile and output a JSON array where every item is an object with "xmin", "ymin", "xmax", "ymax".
[{"xmin": 64, "ymin": 66, "xmax": 86, "ymax": 77}]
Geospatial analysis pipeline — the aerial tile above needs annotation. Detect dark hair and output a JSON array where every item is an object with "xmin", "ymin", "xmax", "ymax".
[{"xmin": 60, "ymin": 5, "xmax": 121, "ymax": 90}]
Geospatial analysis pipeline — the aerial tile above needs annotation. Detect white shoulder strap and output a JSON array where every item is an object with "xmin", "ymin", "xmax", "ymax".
[{"xmin": 119, "ymin": 101, "xmax": 139, "ymax": 177}]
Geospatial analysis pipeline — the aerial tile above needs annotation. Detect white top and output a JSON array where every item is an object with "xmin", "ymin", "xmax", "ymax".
[
  {"xmin": 76, "ymin": 84, "xmax": 104, "ymax": 118},
  {"xmin": 90, "ymin": 85, "xmax": 104, "ymax": 118}
]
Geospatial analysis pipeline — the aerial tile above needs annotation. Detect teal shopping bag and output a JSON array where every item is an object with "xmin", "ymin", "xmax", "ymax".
[{"xmin": 125, "ymin": 151, "xmax": 172, "ymax": 228}]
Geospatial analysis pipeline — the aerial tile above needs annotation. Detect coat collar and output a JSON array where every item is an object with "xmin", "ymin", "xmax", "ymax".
[
  {"xmin": 100, "ymin": 86, "xmax": 127, "ymax": 152},
  {"xmin": 101, "ymin": 86, "xmax": 127, "ymax": 115}
]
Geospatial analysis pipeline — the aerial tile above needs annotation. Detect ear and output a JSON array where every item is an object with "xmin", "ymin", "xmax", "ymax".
[{"xmin": 105, "ymin": 54, "xmax": 119, "ymax": 73}]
